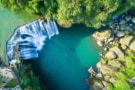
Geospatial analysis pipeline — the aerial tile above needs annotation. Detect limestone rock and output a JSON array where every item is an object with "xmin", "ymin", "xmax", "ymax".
[
  {"xmin": 99, "ymin": 64, "xmax": 116, "ymax": 75},
  {"xmin": 97, "ymin": 41, "xmax": 104, "ymax": 47},
  {"xmin": 120, "ymin": 35, "xmax": 133, "ymax": 46},
  {"xmin": 110, "ymin": 46, "xmax": 124, "ymax": 58},
  {"xmin": 92, "ymin": 82, "xmax": 104, "ymax": 90},
  {"xmin": 96, "ymin": 73, "xmax": 103, "ymax": 80},
  {"xmin": 102, "ymin": 81, "xmax": 110, "ymax": 87},
  {"xmin": 108, "ymin": 60, "xmax": 121, "ymax": 68},
  {"xmin": 121, "ymin": 45, "xmax": 127, "ymax": 50},
  {"xmin": 104, "ymin": 75, "xmax": 111, "ymax": 81},
  {"xmin": 129, "ymin": 40, "xmax": 135, "ymax": 51},
  {"xmin": 109, "ymin": 77, "xmax": 116, "ymax": 83},
  {"xmin": 88, "ymin": 67, "xmax": 96, "ymax": 77},
  {"xmin": 97, "ymin": 62, "xmax": 102, "ymax": 69},
  {"xmin": 0, "ymin": 67, "xmax": 17, "ymax": 87},
  {"xmin": 1, "ymin": 85, "xmax": 22, "ymax": 90},
  {"xmin": 93, "ymin": 30, "xmax": 111, "ymax": 47},
  {"xmin": 105, "ymin": 51, "xmax": 117, "ymax": 59}
]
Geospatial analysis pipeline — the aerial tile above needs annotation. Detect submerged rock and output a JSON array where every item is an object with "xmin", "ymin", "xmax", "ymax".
[
  {"xmin": 6, "ymin": 19, "xmax": 59, "ymax": 64},
  {"xmin": 125, "ymin": 15, "xmax": 131, "ymax": 21},
  {"xmin": 120, "ymin": 20, "xmax": 126, "ymax": 25}
]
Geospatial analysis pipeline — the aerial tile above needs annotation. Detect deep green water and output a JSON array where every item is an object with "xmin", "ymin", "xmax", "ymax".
[
  {"xmin": 34, "ymin": 25, "xmax": 100, "ymax": 90},
  {"xmin": 0, "ymin": 5, "xmax": 100, "ymax": 90}
]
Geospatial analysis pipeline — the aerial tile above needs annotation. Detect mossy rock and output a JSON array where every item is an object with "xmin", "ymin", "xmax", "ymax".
[{"xmin": 4, "ymin": 79, "xmax": 18, "ymax": 88}]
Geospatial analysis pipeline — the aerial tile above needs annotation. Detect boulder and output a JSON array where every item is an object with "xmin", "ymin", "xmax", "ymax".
[
  {"xmin": 102, "ymin": 81, "xmax": 110, "ymax": 87},
  {"xmin": 116, "ymin": 31, "xmax": 125, "ymax": 37},
  {"xmin": 104, "ymin": 75, "xmax": 111, "ymax": 81},
  {"xmin": 105, "ymin": 51, "xmax": 117, "ymax": 59},
  {"xmin": 1, "ymin": 85, "xmax": 22, "ymax": 90},
  {"xmin": 97, "ymin": 62, "xmax": 102, "ymax": 69},
  {"xmin": 124, "ymin": 30, "xmax": 130, "ymax": 35},
  {"xmin": 0, "ymin": 67, "xmax": 17, "ymax": 87},
  {"xmin": 129, "ymin": 77, "xmax": 135, "ymax": 85},
  {"xmin": 93, "ymin": 30, "xmax": 111, "ymax": 47},
  {"xmin": 110, "ymin": 46, "xmax": 124, "ymax": 57},
  {"xmin": 120, "ymin": 24, "xmax": 126, "ymax": 31},
  {"xmin": 99, "ymin": 64, "xmax": 116, "ymax": 75},
  {"xmin": 92, "ymin": 82, "xmax": 104, "ymax": 90},
  {"xmin": 109, "ymin": 77, "xmax": 116, "ymax": 83},
  {"xmin": 96, "ymin": 73, "xmax": 103, "ymax": 80},
  {"xmin": 120, "ymin": 20, "xmax": 126, "ymax": 24},
  {"xmin": 88, "ymin": 67, "xmax": 96, "ymax": 77},
  {"xmin": 131, "ymin": 17, "xmax": 135, "ymax": 23},
  {"xmin": 129, "ymin": 40, "xmax": 135, "ymax": 51},
  {"xmin": 97, "ymin": 41, "xmax": 104, "ymax": 47},
  {"xmin": 125, "ymin": 15, "xmax": 131, "ymax": 21},
  {"xmin": 121, "ymin": 45, "xmax": 127, "ymax": 50},
  {"xmin": 108, "ymin": 60, "xmax": 121, "ymax": 68},
  {"xmin": 125, "ymin": 26, "xmax": 132, "ymax": 32},
  {"xmin": 107, "ymin": 37, "xmax": 114, "ymax": 43},
  {"xmin": 120, "ymin": 35, "xmax": 133, "ymax": 46}
]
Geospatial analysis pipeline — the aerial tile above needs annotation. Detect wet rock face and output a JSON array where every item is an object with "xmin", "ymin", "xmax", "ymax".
[{"xmin": 6, "ymin": 19, "xmax": 59, "ymax": 64}]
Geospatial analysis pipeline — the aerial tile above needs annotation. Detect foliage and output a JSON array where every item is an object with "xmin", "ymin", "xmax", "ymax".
[
  {"xmin": 1, "ymin": 0, "xmax": 135, "ymax": 28},
  {"xmin": 17, "ymin": 63, "xmax": 42, "ymax": 90},
  {"xmin": 4, "ymin": 79, "xmax": 18, "ymax": 88},
  {"xmin": 108, "ymin": 55, "xmax": 135, "ymax": 90}
]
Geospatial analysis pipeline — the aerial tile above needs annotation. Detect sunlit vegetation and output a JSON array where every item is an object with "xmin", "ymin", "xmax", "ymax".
[
  {"xmin": 108, "ymin": 54, "xmax": 135, "ymax": 90},
  {"xmin": 17, "ymin": 63, "xmax": 42, "ymax": 90},
  {"xmin": 1, "ymin": 0, "xmax": 135, "ymax": 28}
]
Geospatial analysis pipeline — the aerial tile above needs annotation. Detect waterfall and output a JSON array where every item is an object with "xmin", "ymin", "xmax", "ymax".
[{"xmin": 6, "ymin": 19, "xmax": 59, "ymax": 64}]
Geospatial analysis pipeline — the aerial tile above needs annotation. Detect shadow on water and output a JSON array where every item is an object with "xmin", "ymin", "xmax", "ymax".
[{"xmin": 33, "ymin": 24, "xmax": 100, "ymax": 90}]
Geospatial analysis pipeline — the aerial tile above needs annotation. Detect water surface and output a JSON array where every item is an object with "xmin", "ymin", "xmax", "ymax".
[
  {"xmin": 35, "ymin": 25, "xmax": 100, "ymax": 90},
  {"xmin": 0, "ymin": 4, "xmax": 100, "ymax": 90}
]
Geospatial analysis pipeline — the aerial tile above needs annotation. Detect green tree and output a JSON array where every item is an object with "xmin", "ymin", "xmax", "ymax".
[{"xmin": 1, "ymin": 0, "xmax": 135, "ymax": 28}]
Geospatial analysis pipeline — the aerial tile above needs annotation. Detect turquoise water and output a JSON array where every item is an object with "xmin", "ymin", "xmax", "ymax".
[
  {"xmin": 35, "ymin": 25, "xmax": 100, "ymax": 90},
  {"xmin": 0, "ymin": 4, "xmax": 100, "ymax": 90},
  {"xmin": 0, "ymin": 4, "xmax": 37, "ymax": 63},
  {"xmin": 0, "ymin": 5, "xmax": 24, "ymax": 63}
]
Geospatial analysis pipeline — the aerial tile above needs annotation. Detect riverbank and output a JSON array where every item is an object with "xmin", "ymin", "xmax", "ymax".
[{"xmin": 88, "ymin": 8, "xmax": 135, "ymax": 90}]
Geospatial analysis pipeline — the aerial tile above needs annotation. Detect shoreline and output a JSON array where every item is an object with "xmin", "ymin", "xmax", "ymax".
[{"xmin": 88, "ymin": 8, "xmax": 135, "ymax": 90}]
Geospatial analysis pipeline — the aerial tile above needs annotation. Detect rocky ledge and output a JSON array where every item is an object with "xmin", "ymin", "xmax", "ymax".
[
  {"xmin": 0, "ymin": 67, "xmax": 22, "ymax": 90},
  {"xmin": 88, "ymin": 8, "xmax": 135, "ymax": 90}
]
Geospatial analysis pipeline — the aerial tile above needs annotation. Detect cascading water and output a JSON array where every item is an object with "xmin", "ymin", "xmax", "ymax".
[{"xmin": 6, "ymin": 19, "xmax": 59, "ymax": 64}]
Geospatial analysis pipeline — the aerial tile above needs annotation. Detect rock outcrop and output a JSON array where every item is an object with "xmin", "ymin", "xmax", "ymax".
[
  {"xmin": 89, "ymin": 8, "xmax": 135, "ymax": 90},
  {"xmin": 0, "ymin": 67, "xmax": 21, "ymax": 90}
]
